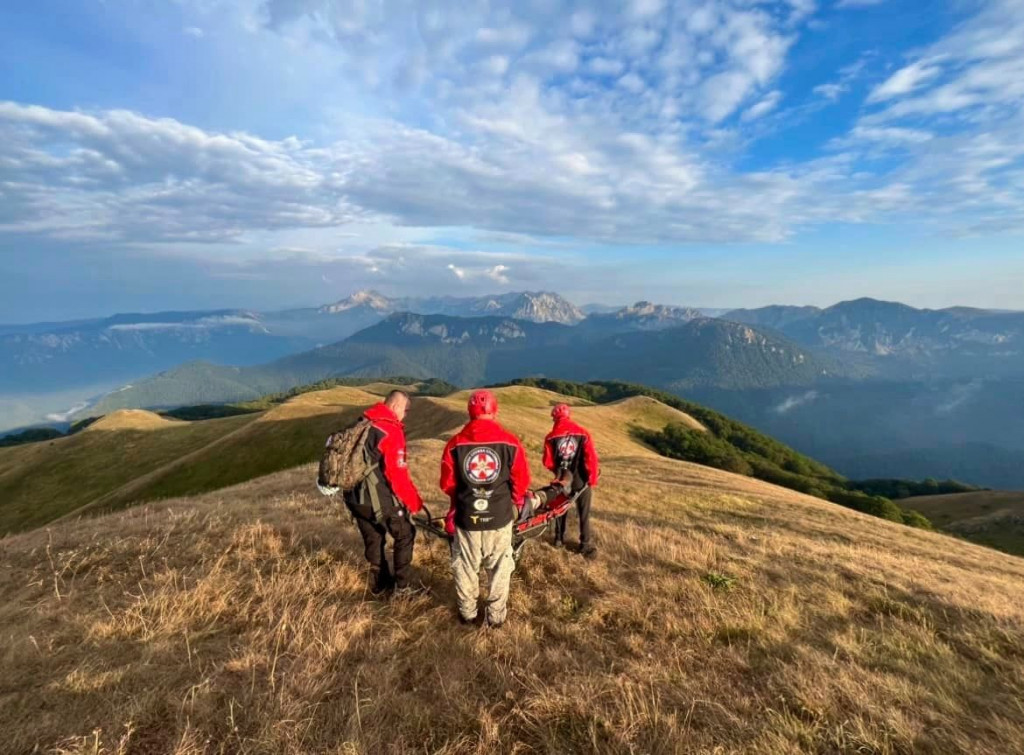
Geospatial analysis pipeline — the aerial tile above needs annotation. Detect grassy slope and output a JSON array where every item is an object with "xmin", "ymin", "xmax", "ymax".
[
  {"xmin": 1, "ymin": 388, "xmax": 1023, "ymax": 752},
  {"xmin": 0, "ymin": 382, "xmax": 446, "ymax": 534},
  {"xmin": 0, "ymin": 411, "xmax": 258, "ymax": 535},
  {"xmin": 906, "ymin": 491, "xmax": 1024, "ymax": 556}
]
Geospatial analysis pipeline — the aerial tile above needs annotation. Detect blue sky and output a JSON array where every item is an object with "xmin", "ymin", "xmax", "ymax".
[{"xmin": 1, "ymin": 0, "xmax": 1023, "ymax": 321}]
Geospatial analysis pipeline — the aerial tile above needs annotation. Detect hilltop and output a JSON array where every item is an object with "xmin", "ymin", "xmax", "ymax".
[{"xmin": 1, "ymin": 385, "xmax": 1023, "ymax": 753}]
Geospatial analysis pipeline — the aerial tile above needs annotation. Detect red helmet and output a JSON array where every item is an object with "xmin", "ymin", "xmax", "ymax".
[
  {"xmin": 551, "ymin": 403, "xmax": 571, "ymax": 421},
  {"xmin": 468, "ymin": 389, "xmax": 498, "ymax": 419}
]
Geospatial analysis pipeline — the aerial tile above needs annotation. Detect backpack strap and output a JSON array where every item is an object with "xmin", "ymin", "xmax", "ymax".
[{"xmin": 357, "ymin": 422, "xmax": 387, "ymax": 523}]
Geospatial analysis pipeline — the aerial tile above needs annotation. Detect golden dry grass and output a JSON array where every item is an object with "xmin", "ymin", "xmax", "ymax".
[
  {"xmin": 2, "ymin": 387, "xmax": 1024, "ymax": 753},
  {"xmin": 83, "ymin": 410, "xmax": 184, "ymax": 433},
  {"xmin": 0, "ymin": 413, "xmax": 259, "ymax": 535}
]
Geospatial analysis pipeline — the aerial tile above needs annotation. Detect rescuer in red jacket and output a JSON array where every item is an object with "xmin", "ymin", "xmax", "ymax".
[
  {"xmin": 440, "ymin": 389, "xmax": 531, "ymax": 627},
  {"xmin": 345, "ymin": 390, "xmax": 424, "ymax": 595},
  {"xmin": 544, "ymin": 403, "xmax": 600, "ymax": 558}
]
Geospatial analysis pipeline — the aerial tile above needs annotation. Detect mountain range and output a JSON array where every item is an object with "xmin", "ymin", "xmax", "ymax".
[
  {"xmin": 725, "ymin": 298, "xmax": 1024, "ymax": 378},
  {"xmin": 3, "ymin": 292, "xmax": 1023, "ymax": 489},
  {"xmin": 84, "ymin": 312, "xmax": 835, "ymax": 415}
]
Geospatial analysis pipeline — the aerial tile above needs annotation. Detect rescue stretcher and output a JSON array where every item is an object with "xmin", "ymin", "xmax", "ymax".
[{"xmin": 412, "ymin": 481, "xmax": 589, "ymax": 563}]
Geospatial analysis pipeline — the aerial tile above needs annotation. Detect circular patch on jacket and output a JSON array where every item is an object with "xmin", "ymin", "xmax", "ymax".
[
  {"xmin": 465, "ymin": 447, "xmax": 501, "ymax": 484},
  {"xmin": 473, "ymin": 498, "xmax": 490, "ymax": 511},
  {"xmin": 557, "ymin": 437, "xmax": 579, "ymax": 460}
]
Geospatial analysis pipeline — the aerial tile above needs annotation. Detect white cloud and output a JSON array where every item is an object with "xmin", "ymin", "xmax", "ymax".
[
  {"xmin": 849, "ymin": 125, "xmax": 934, "ymax": 145},
  {"xmin": 588, "ymin": 57, "xmax": 625, "ymax": 76},
  {"xmin": 617, "ymin": 72, "xmax": 647, "ymax": 94},
  {"xmin": 629, "ymin": 0, "xmax": 666, "ymax": 19},
  {"xmin": 480, "ymin": 55, "xmax": 510, "ymax": 77},
  {"xmin": 742, "ymin": 90, "xmax": 782, "ymax": 121},
  {"xmin": 8, "ymin": 0, "xmax": 1024, "ymax": 261},
  {"xmin": 183, "ymin": 26, "xmax": 205, "ymax": 38},
  {"xmin": 0, "ymin": 101, "xmax": 355, "ymax": 243},
  {"xmin": 486, "ymin": 264, "xmax": 511, "ymax": 284},
  {"xmin": 867, "ymin": 60, "xmax": 942, "ymax": 103},
  {"xmin": 813, "ymin": 82, "xmax": 846, "ymax": 101},
  {"xmin": 701, "ymin": 70, "xmax": 755, "ymax": 122},
  {"xmin": 773, "ymin": 390, "xmax": 818, "ymax": 415}
]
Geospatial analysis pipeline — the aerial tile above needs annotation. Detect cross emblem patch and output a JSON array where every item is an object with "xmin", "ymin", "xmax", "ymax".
[{"xmin": 464, "ymin": 447, "xmax": 501, "ymax": 484}]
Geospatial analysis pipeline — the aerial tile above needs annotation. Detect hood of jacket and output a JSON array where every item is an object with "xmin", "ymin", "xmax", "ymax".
[{"xmin": 364, "ymin": 402, "xmax": 403, "ymax": 427}]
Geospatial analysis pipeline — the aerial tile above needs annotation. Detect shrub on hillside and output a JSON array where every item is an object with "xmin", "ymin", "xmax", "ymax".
[
  {"xmin": 826, "ymin": 490, "xmax": 905, "ymax": 523},
  {"xmin": 901, "ymin": 509, "xmax": 934, "ymax": 529},
  {"xmin": 849, "ymin": 478, "xmax": 983, "ymax": 500},
  {"xmin": 162, "ymin": 404, "xmax": 261, "ymax": 421},
  {"xmin": 639, "ymin": 424, "xmax": 753, "ymax": 476}
]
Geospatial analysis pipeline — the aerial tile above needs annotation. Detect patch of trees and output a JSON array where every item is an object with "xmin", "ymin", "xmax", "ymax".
[
  {"xmin": 161, "ymin": 405, "xmax": 262, "ymax": 421},
  {"xmin": 0, "ymin": 428, "xmax": 64, "ymax": 448},
  {"xmin": 847, "ymin": 478, "xmax": 982, "ymax": 500}
]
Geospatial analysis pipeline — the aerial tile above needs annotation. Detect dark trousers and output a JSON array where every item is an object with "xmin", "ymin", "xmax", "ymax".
[
  {"xmin": 555, "ymin": 488, "xmax": 593, "ymax": 546},
  {"xmin": 346, "ymin": 498, "xmax": 416, "ymax": 590}
]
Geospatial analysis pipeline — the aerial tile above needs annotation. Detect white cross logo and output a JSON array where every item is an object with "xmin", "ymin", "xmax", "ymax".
[{"xmin": 465, "ymin": 447, "xmax": 501, "ymax": 484}]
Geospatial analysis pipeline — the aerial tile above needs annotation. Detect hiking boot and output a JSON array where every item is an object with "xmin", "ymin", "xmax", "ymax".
[
  {"xmin": 369, "ymin": 568, "xmax": 394, "ymax": 595},
  {"xmin": 580, "ymin": 544, "xmax": 598, "ymax": 560},
  {"xmin": 552, "ymin": 536, "xmax": 565, "ymax": 549},
  {"xmin": 458, "ymin": 613, "xmax": 478, "ymax": 626},
  {"xmin": 486, "ymin": 619, "xmax": 505, "ymax": 630}
]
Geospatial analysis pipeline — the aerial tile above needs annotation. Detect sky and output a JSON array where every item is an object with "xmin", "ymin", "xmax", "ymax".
[{"xmin": 1, "ymin": 0, "xmax": 1024, "ymax": 322}]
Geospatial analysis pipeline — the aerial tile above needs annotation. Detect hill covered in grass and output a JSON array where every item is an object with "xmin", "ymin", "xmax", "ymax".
[
  {"xmin": 905, "ymin": 491, "xmax": 1024, "ymax": 557},
  {"xmin": 1, "ymin": 386, "xmax": 1023, "ymax": 753},
  {"xmin": 1, "ymin": 377, "xmax": 931, "ymax": 537},
  {"xmin": 0, "ymin": 381, "xmax": 457, "ymax": 536}
]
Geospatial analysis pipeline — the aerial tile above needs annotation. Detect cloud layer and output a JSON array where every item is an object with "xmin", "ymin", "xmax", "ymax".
[{"xmin": 1, "ymin": 0, "xmax": 1024, "ymax": 309}]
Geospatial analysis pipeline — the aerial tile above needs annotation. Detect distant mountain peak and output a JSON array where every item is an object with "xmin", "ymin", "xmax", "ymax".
[
  {"xmin": 319, "ymin": 290, "xmax": 584, "ymax": 324},
  {"xmin": 827, "ymin": 297, "xmax": 917, "ymax": 314},
  {"xmin": 498, "ymin": 291, "xmax": 585, "ymax": 324},
  {"xmin": 319, "ymin": 290, "xmax": 395, "ymax": 314},
  {"xmin": 584, "ymin": 301, "xmax": 704, "ymax": 330},
  {"xmin": 618, "ymin": 300, "xmax": 702, "ymax": 318}
]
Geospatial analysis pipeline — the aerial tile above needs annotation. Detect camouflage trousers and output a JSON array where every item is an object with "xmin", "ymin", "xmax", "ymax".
[{"xmin": 451, "ymin": 523, "xmax": 515, "ymax": 625}]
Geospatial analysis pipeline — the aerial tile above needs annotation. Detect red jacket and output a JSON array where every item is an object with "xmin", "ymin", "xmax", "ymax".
[
  {"xmin": 543, "ymin": 418, "xmax": 600, "ymax": 489},
  {"xmin": 440, "ymin": 418, "xmax": 531, "ymax": 532},
  {"xmin": 363, "ymin": 403, "xmax": 423, "ymax": 513}
]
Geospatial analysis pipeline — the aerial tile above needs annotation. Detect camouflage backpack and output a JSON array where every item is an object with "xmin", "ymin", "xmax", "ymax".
[{"xmin": 317, "ymin": 418, "xmax": 376, "ymax": 493}]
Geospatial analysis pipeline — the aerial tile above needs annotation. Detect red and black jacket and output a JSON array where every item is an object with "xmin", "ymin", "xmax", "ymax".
[
  {"xmin": 440, "ymin": 419, "xmax": 531, "ymax": 531},
  {"xmin": 360, "ymin": 403, "xmax": 423, "ymax": 514},
  {"xmin": 543, "ymin": 418, "xmax": 600, "ymax": 491}
]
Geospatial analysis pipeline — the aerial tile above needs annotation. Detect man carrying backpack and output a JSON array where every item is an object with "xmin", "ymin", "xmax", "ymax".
[
  {"xmin": 321, "ymin": 390, "xmax": 424, "ymax": 595},
  {"xmin": 440, "ymin": 390, "xmax": 530, "ymax": 628},
  {"xmin": 544, "ymin": 403, "xmax": 600, "ymax": 558}
]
